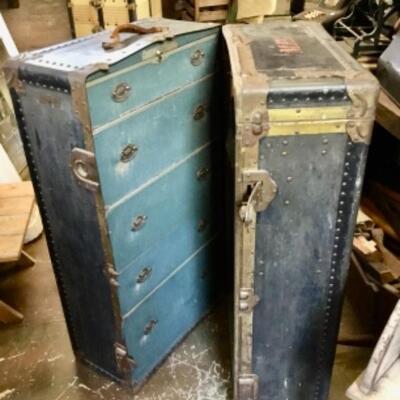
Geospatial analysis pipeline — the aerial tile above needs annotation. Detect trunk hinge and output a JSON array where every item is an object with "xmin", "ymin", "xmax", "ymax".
[
  {"xmin": 115, "ymin": 343, "xmax": 136, "ymax": 373},
  {"xmin": 238, "ymin": 374, "xmax": 259, "ymax": 400},
  {"xmin": 71, "ymin": 148, "xmax": 99, "ymax": 191},
  {"xmin": 239, "ymin": 288, "xmax": 260, "ymax": 313},
  {"xmin": 239, "ymin": 169, "xmax": 277, "ymax": 225},
  {"xmin": 242, "ymin": 110, "xmax": 270, "ymax": 147}
]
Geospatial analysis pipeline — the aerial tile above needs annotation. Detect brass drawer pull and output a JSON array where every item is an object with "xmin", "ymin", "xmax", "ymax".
[
  {"xmin": 144, "ymin": 319, "xmax": 158, "ymax": 335},
  {"xmin": 191, "ymin": 49, "xmax": 205, "ymax": 66},
  {"xmin": 120, "ymin": 144, "xmax": 138, "ymax": 163},
  {"xmin": 197, "ymin": 167, "xmax": 210, "ymax": 181},
  {"xmin": 136, "ymin": 267, "xmax": 152, "ymax": 284},
  {"xmin": 193, "ymin": 104, "xmax": 206, "ymax": 120},
  {"xmin": 112, "ymin": 82, "xmax": 131, "ymax": 102},
  {"xmin": 131, "ymin": 215, "xmax": 147, "ymax": 231}
]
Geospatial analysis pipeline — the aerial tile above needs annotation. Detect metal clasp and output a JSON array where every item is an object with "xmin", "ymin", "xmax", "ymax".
[
  {"xmin": 71, "ymin": 148, "xmax": 99, "ymax": 191},
  {"xmin": 238, "ymin": 374, "xmax": 259, "ymax": 400},
  {"xmin": 239, "ymin": 170, "xmax": 277, "ymax": 225}
]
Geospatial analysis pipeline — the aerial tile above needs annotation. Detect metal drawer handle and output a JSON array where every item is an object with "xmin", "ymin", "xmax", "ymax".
[
  {"xmin": 191, "ymin": 49, "xmax": 205, "ymax": 66},
  {"xmin": 198, "ymin": 219, "xmax": 208, "ymax": 233},
  {"xmin": 131, "ymin": 215, "xmax": 147, "ymax": 232},
  {"xmin": 144, "ymin": 319, "xmax": 158, "ymax": 335},
  {"xmin": 120, "ymin": 144, "xmax": 138, "ymax": 163},
  {"xmin": 193, "ymin": 104, "xmax": 206, "ymax": 120},
  {"xmin": 197, "ymin": 167, "xmax": 210, "ymax": 181},
  {"xmin": 136, "ymin": 267, "xmax": 152, "ymax": 284},
  {"xmin": 112, "ymin": 82, "xmax": 131, "ymax": 103}
]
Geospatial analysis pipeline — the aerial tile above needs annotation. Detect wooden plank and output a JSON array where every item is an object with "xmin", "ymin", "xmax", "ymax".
[
  {"xmin": 376, "ymin": 90, "xmax": 400, "ymax": 141},
  {"xmin": 0, "ymin": 235, "xmax": 24, "ymax": 262},
  {"xmin": 0, "ymin": 300, "xmax": 23, "ymax": 324},
  {"xmin": 0, "ymin": 215, "xmax": 28, "ymax": 236},
  {"xmin": 198, "ymin": 9, "xmax": 227, "ymax": 21},
  {"xmin": 198, "ymin": 0, "xmax": 229, "ymax": 7},
  {"xmin": 0, "ymin": 196, "xmax": 34, "ymax": 216},
  {"xmin": 0, "ymin": 181, "xmax": 33, "ymax": 199}
]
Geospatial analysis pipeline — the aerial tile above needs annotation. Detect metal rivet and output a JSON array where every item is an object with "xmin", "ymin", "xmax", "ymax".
[
  {"xmin": 282, "ymin": 151, "xmax": 288, "ymax": 156},
  {"xmin": 287, "ymin": 176, "xmax": 293, "ymax": 182},
  {"xmin": 284, "ymin": 200, "xmax": 290, "ymax": 205},
  {"xmin": 322, "ymin": 150, "xmax": 327, "ymax": 155},
  {"xmin": 131, "ymin": 215, "xmax": 147, "ymax": 232},
  {"xmin": 323, "ymin": 139, "xmax": 329, "ymax": 144},
  {"xmin": 282, "ymin": 140, "xmax": 288, "ymax": 145},
  {"xmin": 120, "ymin": 144, "xmax": 138, "ymax": 163}
]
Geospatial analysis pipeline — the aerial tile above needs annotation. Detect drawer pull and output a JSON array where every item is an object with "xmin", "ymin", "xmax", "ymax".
[
  {"xmin": 131, "ymin": 215, "xmax": 147, "ymax": 231},
  {"xmin": 112, "ymin": 82, "xmax": 131, "ymax": 103},
  {"xmin": 198, "ymin": 219, "xmax": 208, "ymax": 233},
  {"xmin": 197, "ymin": 167, "xmax": 210, "ymax": 181},
  {"xmin": 191, "ymin": 49, "xmax": 205, "ymax": 66},
  {"xmin": 144, "ymin": 319, "xmax": 158, "ymax": 335},
  {"xmin": 193, "ymin": 104, "xmax": 206, "ymax": 120},
  {"xmin": 120, "ymin": 144, "xmax": 138, "ymax": 163},
  {"xmin": 136, "ymin": 267, "xmax": 152, "ymax": 284}
]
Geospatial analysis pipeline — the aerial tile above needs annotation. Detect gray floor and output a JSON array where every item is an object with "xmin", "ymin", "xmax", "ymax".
[{"xmin": 0, "ymin": 236, "xmax": 371, "ymax": 400}]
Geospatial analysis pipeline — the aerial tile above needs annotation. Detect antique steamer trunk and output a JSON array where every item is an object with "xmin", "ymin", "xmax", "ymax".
[
  {"xmin": 223, "ymin": 21, "xmax": 379, "ymax": 400},
  {"xmin": 6, "ymin": 18, "xmax": 222, "ymax": 386}
]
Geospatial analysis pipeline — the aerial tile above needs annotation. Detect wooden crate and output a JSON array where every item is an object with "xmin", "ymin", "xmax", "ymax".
[
  {"xmin": 180, "ymin": 0, "xmax": 229, "ymax": 22},
  {"xmin": 68, "ymin": 0, "xmax": 102, "ymax": 37}
]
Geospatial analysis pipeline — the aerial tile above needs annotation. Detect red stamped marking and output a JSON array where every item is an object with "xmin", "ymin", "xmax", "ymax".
[{"xmin": 274, "ymin": 37, "xmax": 303, "ymax": 54}]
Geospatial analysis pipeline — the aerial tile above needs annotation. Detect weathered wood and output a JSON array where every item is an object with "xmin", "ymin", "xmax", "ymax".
[{"xmin": 0, "ymin": 300, "xmax": 23, "ymax": 324}]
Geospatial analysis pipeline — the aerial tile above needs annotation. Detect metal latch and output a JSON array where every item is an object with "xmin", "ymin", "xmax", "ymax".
[
  {"xmin": 115, "ymin": 343, "xmax": 136, "ymax": 372},
  {"xmin": 238, "ymin": 374, "xmax": 259, "ymax": 400},
  {"xmin": 239, "ymin": 170, "xmax": 277, "ymax": 225},
  {"xmin": 71, "ymin": 148, "xmax": 99, "ymax": 191}
]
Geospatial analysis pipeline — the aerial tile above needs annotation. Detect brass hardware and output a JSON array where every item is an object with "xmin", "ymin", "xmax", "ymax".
[
  {"xmin": 115, "ymin": 343, "xmax": 136, "ymax": 370},
  {"xmin": 239, "ymin": 288, "xmax": 260, "ymax": 313},
  {"xmin": 131, "ymin": 215, "xmax": 147, "ymax": 232},
  {"xmin": 144, "ymin": 319, "xmax": 158, "ymax": 335},
  {"xmin": 197, "ymin": 167, "xmax": 210, "ymax": 181},
  {"xmin": 120, "ymin": 144, "xmax": 138, "ymax": 163},
  {"xmin": 238, "ymin": 374, "xmax": 259, "ymax": 400},
  {"xmin": 239, "ymin": 170, "xmax": 277, "ymax": 225},
  {"xmin": 136, "ymin": 267, "xmax": 152, "ymax": 284},
  {"xmin": 193, "ymin": 104, "xmax": 206, "ymax": 120},
  {"xmin": 198, "ymin": 219, "xmax": 208, "ymax": 232},
  {"xmin": 191, "ymin": 49, "xmax": 205, "ymax": 66},
  {"xmin": 112, "ymin": 82, "xmax": 131, "ymax": 103},
  {"xmin": 71, "ymin": 148, "xmax": 99, "ymax": 191}
]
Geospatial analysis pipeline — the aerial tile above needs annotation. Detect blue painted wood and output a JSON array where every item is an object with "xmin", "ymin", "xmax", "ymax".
[
  {"xmin": 87, "ymin": 34, "xmax": 218, "ymax": 128},
  {"xmin": 117, "ymin": 214, "xmax": 217, "ymax": 315},
  {"xmin": 94, "ymin": 75, "xmax": 216, "ymax": 206},
  {"xmin": 106, "ymin": 143, "xmax": 216, "ymax": 270},
  {"xmin": 122, "ymin": 239, "xmax": 220, "ymax": 383}
]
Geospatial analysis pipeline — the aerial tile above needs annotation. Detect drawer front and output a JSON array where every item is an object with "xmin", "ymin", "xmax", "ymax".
[
  {"xmin": 87, "ymin": 34, "xmax": 218, "ymax": 128},
  {"xmin": 106, "ymin": 143, "xmax": 217, "ymax": 269},
  {"xmin": 117, "ymin": 213, "xmax": 217, "ymax": 315},
  {"xmin": 123, "ymin": 240, "xmax": 220, "ymax": 383},
  {"xmin": 94, "ymin": 76, "xmax": 216, "ymax": 206}
]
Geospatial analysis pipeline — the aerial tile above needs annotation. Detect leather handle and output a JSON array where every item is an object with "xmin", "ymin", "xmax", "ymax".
[{"xmin": 103, "ymin": 23, "xmax": 165, "ymax": 50}]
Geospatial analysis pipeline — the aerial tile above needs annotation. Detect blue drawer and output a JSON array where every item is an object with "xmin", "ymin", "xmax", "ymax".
[
  {"xmin": 117, "ymin": 212, "xmax": 217, "ymax": 315},
  {"xmin": 106, "ymin": 143, "xmax": 217, "ymax": 269},
  {"xmin": 94, "ymin": 75, "xmax": 216, "ymax": 206},
  {"xmin": 87, "ymin": 33, "xmax": 218, "ymax": 128},
  {"xmin": 122, "ymin": 239, "xmax": 220, "ymax": 383}
]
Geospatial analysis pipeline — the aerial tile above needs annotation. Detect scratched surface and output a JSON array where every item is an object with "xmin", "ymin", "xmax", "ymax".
[
  {"xmin": 0, "ymin": 235, "xmax": 370, "ymax": 400},
  {"xmin": 0, "ymin": 236, "xmax": 231, "ymax": 400}
]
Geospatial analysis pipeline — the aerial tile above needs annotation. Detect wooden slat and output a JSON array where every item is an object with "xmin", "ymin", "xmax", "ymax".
[
  {"xmin": 0, "ymin": 235, "xmax": 24, "ymax": 263},
  {"xmin": 198, "ymin": 9, "xmax": 227, "ymax": 21},
  {"xmin": 198, "ymin": 0, "xmax": 230, "ymax": 7},
  {"xmin": 0, "ymin": 216, "xmax": 28, "ymax": 236},
  {"xmin": 376, "ymin": 90, "xmax": 400, "ymax": 141},
  {"xmin": 0, "ymin": 181, "xmax": 33, "ymax": 199},
  {"xmin": 0, "ymin": 197, "xmax": 34, "ymax": 216}
]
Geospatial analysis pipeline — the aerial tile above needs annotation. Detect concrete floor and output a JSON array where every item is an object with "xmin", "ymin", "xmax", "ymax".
[{"xmin": 0, "ymin": 235, "xmax": 372, "ymax": 400}]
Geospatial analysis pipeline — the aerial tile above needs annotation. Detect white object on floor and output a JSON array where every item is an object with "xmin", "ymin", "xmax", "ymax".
[
  {"xmin": 0, "ymin": 143, "xmax": 43, "ymax": 243},
  {"xmin": 347, "ymin": 301, "xmax": 400, "ymax": 400}
]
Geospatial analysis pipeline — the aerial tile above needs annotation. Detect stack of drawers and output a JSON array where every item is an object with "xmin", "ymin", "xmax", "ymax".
[{"xmin": 7, "ymin": 19, "xmax": 222, "ymax": 386}]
